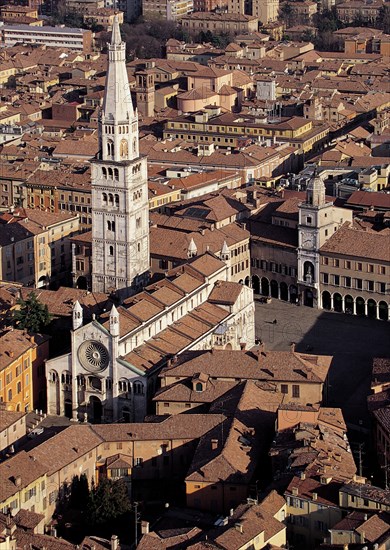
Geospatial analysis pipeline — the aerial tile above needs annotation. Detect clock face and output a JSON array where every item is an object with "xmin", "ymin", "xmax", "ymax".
[
  {"xmin": 78, "ymin": 340, "xmax": 110, "ymax": 373},
  {"xmin": 302, "ymin": 232, "xmax": 315, "ymax": 249}
]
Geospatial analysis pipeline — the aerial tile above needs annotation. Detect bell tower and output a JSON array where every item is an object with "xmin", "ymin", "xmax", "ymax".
[{"xmin": 91, "ymin": 16, "xmax": 149, "ymax": 297}]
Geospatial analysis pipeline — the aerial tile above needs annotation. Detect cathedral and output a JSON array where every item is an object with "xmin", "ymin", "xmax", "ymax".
[{"xmin": 46, "ymin": 18, "xmax": 256, "ymax": 424}]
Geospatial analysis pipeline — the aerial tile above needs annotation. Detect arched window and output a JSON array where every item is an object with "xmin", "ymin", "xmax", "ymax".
[
  {"xmin": 102, "ymin": 167, "xmax": 107, "ymax": 178},
  {"xmin": 112, "ymin": 221, "xmax": 116, "ymax": 232},
  {"xmin": 108, "ymin": 167, "xmax": 113, "ymax": 179},
  {"xmin": 109, "ymin": 246, "xmax": 114, "ymax": 256},
  {"xmin": 107, "ymin": 220, "xmax": 112, "ymax": 231},
  {"xmin": 50, "ymin": 371, "xmax": 58, "ymax": 383},
  {"xmin": 114, "ymin": 168, "xmax": 119, "ymax": 181},
  {"xmin": 108, "ymin": 193, "xmax": 114, "ymax": 205},
  {"xmin": 114, "ymin": 194, "xmax": 119, "ymax": 207},
  {"xmin": 17, "ymin": 381, "xmax": 22, "ymax": 394},
  {"xmin": 102, "ymin": 193, "xmax": 107, "ymax": 205},
  {"xmin": 120, "ymin": 139, "xmax": 128, "ymax": 158},
  {"xmin": 118, "ymin": 379, "xmax": 128, "ymax": 393},
  {"xmin": 133, "ymin": 381, "xmax": 143, "ymax": 395},
  {"xmin": 107, "ymin": 141, "xmax": 114, "ymax": 156},
  {"xmin": 106, "ymin": 378, "xmax": 112, "ymax": 390},
  {"xmin": 77, "ymin": 375, "xmax": 85, "ymax": 387},
  {"xmin": 8, "ymin": 389, "xmax": 12, "ymax": 402},
  {"xmin": 195, "ymin": 382, "xmax": 203, "ymax": 392}
]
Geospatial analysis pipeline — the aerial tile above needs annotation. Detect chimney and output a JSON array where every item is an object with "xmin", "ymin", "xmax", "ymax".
[
  {"xmin": 141, "ymin": 521, "xmax": 149, "ymax": 535},
  {"xmin": 230, "ymin": 508, "xmax": 234, "ymax": 517},
  {"xmin": 211, "ymin": 439, "xmax": 218, "ymax": 450},
  {"xmin": 235, "ymin": 522, "xmax": 243, "ymax": 533},
  {"xmin": 312, "ymin": 492, "xmax": 317, "ymax": 501},
  {"xmin": 240, "ymin": 342, "xmax": 246, "ymax": 351},
  {"xmin": 7, "ymin": 351, "xmax": 14, "ymax": 358},
  {"xmin": 292, "ymin": 487, "xmax": 298, "ymax": 496},
  {"xmin": 300, "ymin": 472, "xmax": 305, "ymax": 480},
  {"xmin": 110, "ymin": 535, "xmax": 119, "ymax": 550},
  {"xmin": 290, "ymin": 342, "xmax": 295, "ymax": 352},
  {"xmin": 14, "ymin": 476, "xmax": 22, "ymax": 487}
]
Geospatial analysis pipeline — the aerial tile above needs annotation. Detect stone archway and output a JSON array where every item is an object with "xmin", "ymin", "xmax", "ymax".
[
  {"xmin": 261, "ymin": 277, "xmax": 270, "ymax": 296},
  {"xmin": 270, "ymin": 280, "xmax": 279, "ymax": 299},
  {"xmin": 280, "ymin": 282, "xmax": 288, "ymax": 301},
  {"xmin": 290, "ymin": 285, "xmax": 298, "ymax": 304},
  {"xmin": 345, "ymin": 295, "xmax": 354, "ymax": 315},
  {"xmin": 304, "ymin": 288, "xmax": 313, "ymax": 307},
  {"xmin": 322, "ymin": 291, "xmax": 331, "ymax": 310},
  {"xmin": 89, "ymin": 396, "xmax": 102, "ymax": 424},
  {"xmin": 252, "ymin": 275, "xmax": 260, "ymax": 294},
  {"xmin": 333, "ymin": 293, "xmax": 343, "ymax": 313},
  {"xmin": 367, "ymin": 299, "xmax": 377, "ymax": 319},
  {"xmin": 379, "ymin": 301, "xmax": 388, "ymax": 321},
  {"xmin": 356, "ymin": 297, "xmax": 365, "ymax": 316},
  {"xmin": 76, "ymin": 276, "xmax": 88, "ymax": 290}
]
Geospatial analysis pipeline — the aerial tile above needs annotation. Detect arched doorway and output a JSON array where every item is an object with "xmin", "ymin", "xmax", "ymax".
[
  {"xmin": 367, "ymin": 299, "xmax": 377, "ymax": 319},
  {"xmin": 89, "ymin": 396, "xmax": 102, "ymax": 424},
  {"xmin": 239, "ymin": 279, "xmax": 243, "ymax": 284},
  {"xmin": 322, "ymin": 291, "xmax": 331, "ymax": 310},
  {"xmin": 270, "ymin": 280, "xmax": 279, "ymax": 299},
  {"xmin": 76, "ymin": 276, "xmax": 88, "ymax": 290},
  {"xmin": 333, "ymin": 293, "xmax": 342, "ymax": 313},
  {"xmin": 252, "ymin": 275, "xmax": 260, "ymax": 294},
  {"xmin": 345, "ymin": 295, "xmax": 354, "ymax": 315},
  {"xmin": 122, "ymin": 406, "xmax": 131, "ymax": 423},
  {"xmin": 290, "ymin": 285, "xmax": 298, "ymax": 304},
  {"xmin": 261, "ymin": 277, "xmax": 269, "ymax": 296},
  {"xmin": 356, "ymin": 297, "xmax": 365, "ymax": 316},
  {"xmin": 64, "ymin": 399, "xmax": 72, "ymax": 419},
  {"xmin": 280, "ymin": 282, "xmax": 288, "ymax": 301},
  {"xmin": 304, "ymin": 289, "xmax": 313, "ymax": 307},
  {"xmin": 245, "ymin": 276, "xmax": 251, "ymax": 287},
  {"xmin": 379, "ymin": 301, "xmax": 388, "ymax": 321}
]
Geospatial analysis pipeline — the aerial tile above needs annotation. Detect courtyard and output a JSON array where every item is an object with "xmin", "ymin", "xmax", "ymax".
[{"xmin": 254, "ymin": 298, "xmax": 390, "ymax": 430}]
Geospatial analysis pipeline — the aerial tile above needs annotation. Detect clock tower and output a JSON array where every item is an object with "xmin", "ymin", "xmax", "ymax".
[
  {"xmin": 297, "ymin": 169, "xmax": 332, "ymax": 307},
  {"xmin": 91, "ymin": 16, "xmax": 149, "ymax": 297}
]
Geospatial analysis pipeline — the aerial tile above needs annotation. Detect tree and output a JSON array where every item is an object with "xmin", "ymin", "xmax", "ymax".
[
  {"xmin": 13, "ymin": 292, "xmax": 51, "ymax": 333},
  {"xmin": 86, "ymin": 478, "xmax": 130, "ymax": 528},
  {"xmin": 70, "ymin": 474, "xmax": 89, "ymax": 509}
]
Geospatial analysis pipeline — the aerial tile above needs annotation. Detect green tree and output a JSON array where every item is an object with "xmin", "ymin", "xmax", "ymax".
[
  {"xmin": 86, "ymin": 478, "xmax": 130, "ymax": 528},
  {"xmin": 13, "ymin": 292, "xmax": 51, "ymax": 333},
  {"xmin": 70, "ymin": 474, "xmax": 89, "ymax": 509}
]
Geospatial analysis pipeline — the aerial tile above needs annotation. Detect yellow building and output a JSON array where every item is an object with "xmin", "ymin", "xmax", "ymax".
[
  {"xmin": 164, "ymin": 110, "xmax": 329, "ymax": 154},
  {"xmin": 0, "ymin": 329, "xmax": 50, "ymax": 413},
  {"xmin": 0, "ymin": 451, "xmax": 48, "ymax": 517}
]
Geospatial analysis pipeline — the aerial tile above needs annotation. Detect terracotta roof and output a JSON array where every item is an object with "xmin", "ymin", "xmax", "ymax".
[
  {"xmin": 0, "ymin": 329, "xmax": 49, "ymax": 372},
  {"xmin": 29, "ymin": 425, "xmax": 102, "ymax": 475},
  {"xmin": 0, "ymin": 409, "xmax": 25, "ymax": 432},
  {"xmin": 208, "ymin": 281, "xmax": 244, "ymax": 305},
  {"xmin": 0, "ymin": 451, "xmax": 47, "ymax": 502},
  {"xmin": 161, "ymin": 348, "xmax": 331, "ymax": 386},
  {"xmin": 320, "ymin": 222, "xmax": 390, "ymax": 262},
  {"xmin": 14, "ymin": 509, "xmax": 44, "ymax": 530}
]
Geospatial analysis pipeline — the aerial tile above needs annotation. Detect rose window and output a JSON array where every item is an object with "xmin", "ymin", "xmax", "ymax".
[{"xmin": 78, "ymin": 340, "xmax": 109, "ymax": 372}]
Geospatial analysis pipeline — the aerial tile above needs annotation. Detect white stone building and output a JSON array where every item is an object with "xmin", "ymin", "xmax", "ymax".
[{"xmin": 46, "ymin": 254, "xmax": 255, "ymax": 422}]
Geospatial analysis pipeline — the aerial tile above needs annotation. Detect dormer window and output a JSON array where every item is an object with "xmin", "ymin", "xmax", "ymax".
[{"xmin": 195, "ymin": 382, "xmax": 203, "ymax": 392}]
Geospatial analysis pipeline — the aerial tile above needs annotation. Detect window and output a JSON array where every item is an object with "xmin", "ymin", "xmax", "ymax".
[
  {"xmin": 380, "ymin": 266, "xmax": 386, "ymax": 275},
  {"xmin": 109, "ymin": 246, "xmax": 114, "ymax": 256},
  {"xmin": 134, "ymin": 458, "xmax": 143, "ymax": 467},
  {"xmin": 323, "ymin": 257, "xmax": 329, "ymax": 265},
  {"xmin": 292, "ymin": 385, "xmax": 300, "ymax": 398},
  {"xmin": 344, "ymin": 276, "xmax": 351, "ymax": 288},
  {"xmin": 281, "ymin": 384, "xmax": 288, "ymax": 394},
  {"xmin": 334, "ymin": 259, "xmax": 339, "ymax": 267},
  {"xmin": 368, "ymin": 264, "xmax": 374, "ymax": 273},
  {"xmin": 333, "ymin": 275, "xmax": 340, "ymax": 286},
  {"xmin": 357, "ymin": 262, "xmax": 363, "ymax": 271},
  {"xmin": 322, "ymin": 273, "xmax": 329, "ymax": 284},
  {"xmin": 355, "ymin": 278, "xmax": 363, "ymax": 290},
  {"xmin": 345, "ymin": 260, "xmax": 351, "ymax": 269},
  {"xmin": 367, "ymin": 280, "xmax": 374, "ymax": 292},
  {"xmin": 306, "ymin": 216, "xmax": 312, "ymax": 224},
  {"xmin": 379, "ymin": 282, "xmax": 386, "ymax": 293}
]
